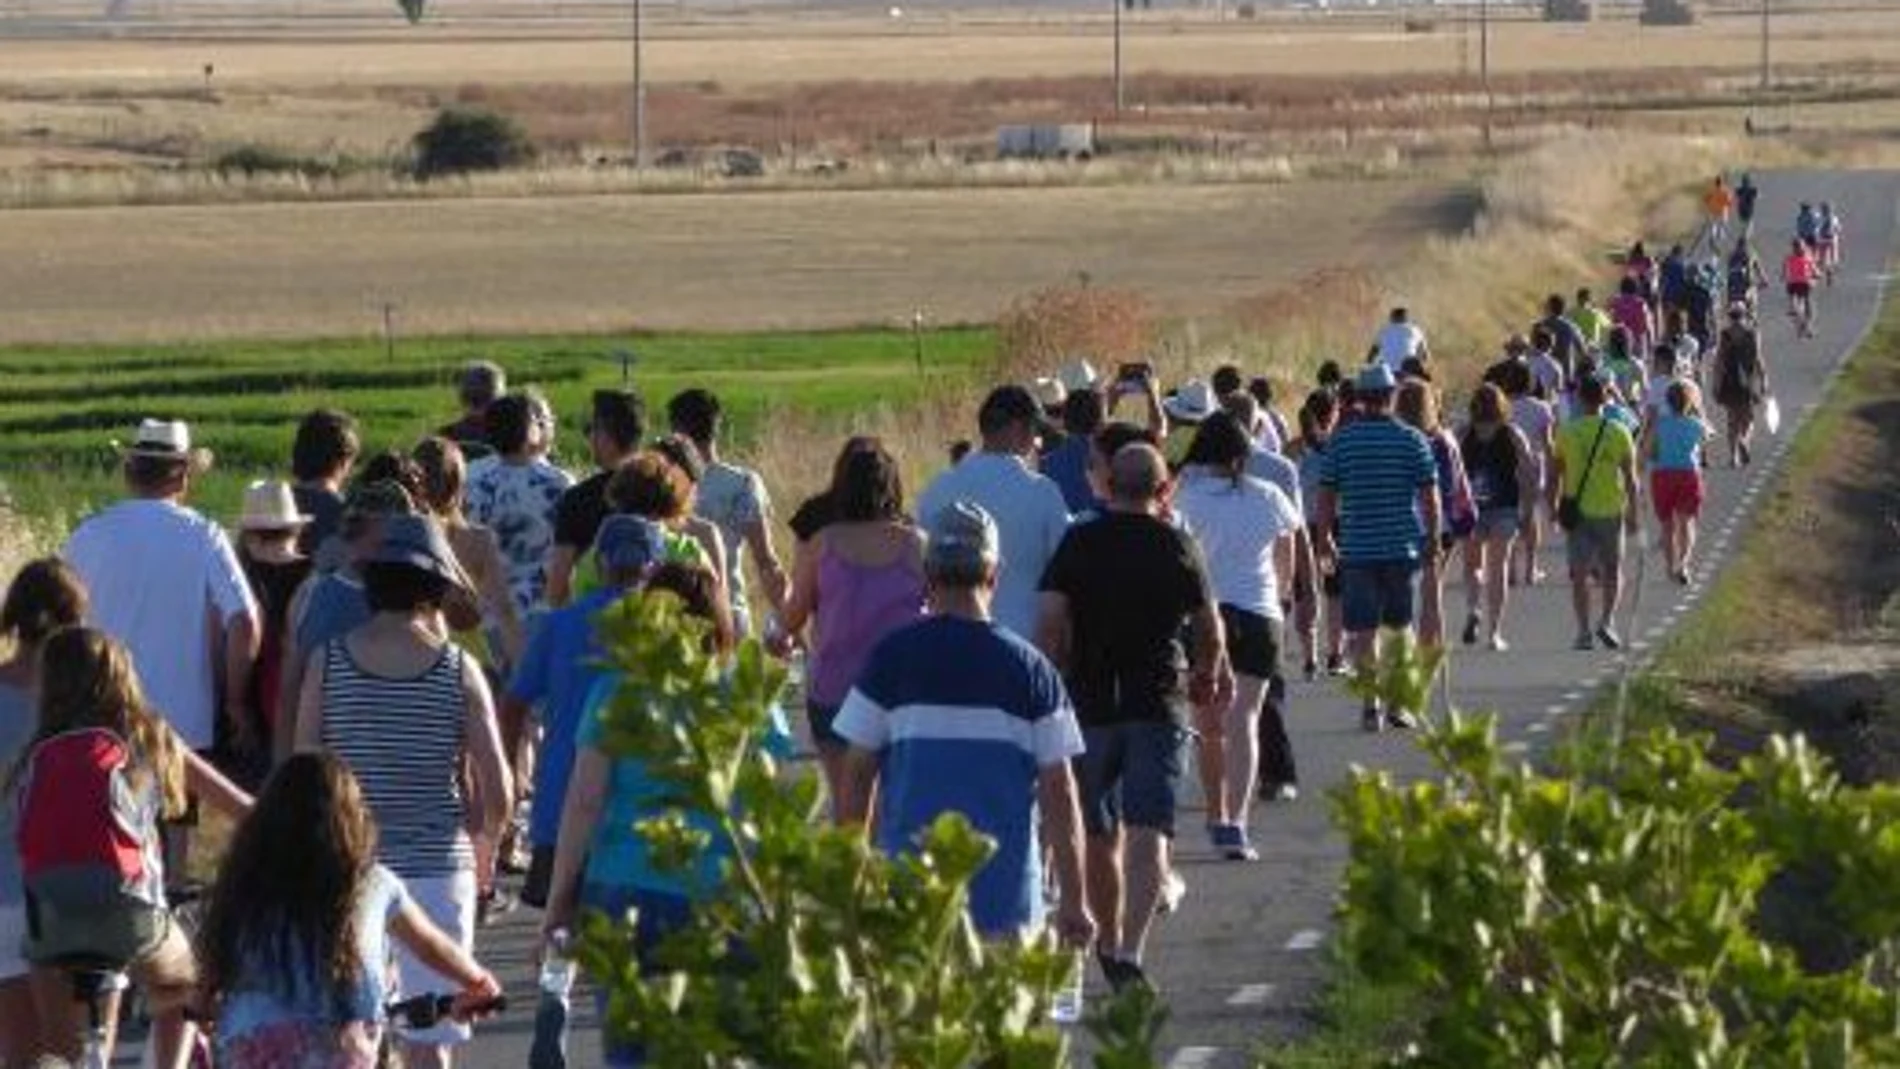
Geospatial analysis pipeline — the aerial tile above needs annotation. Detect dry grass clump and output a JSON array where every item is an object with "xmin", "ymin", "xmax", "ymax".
[
  {"xmin": 0, "ymin": 503, "xmax": 59, "ymax": 593},
  {"xmin": 994, "ymin": 282, "xmax": 1156, "ymax": 384}
]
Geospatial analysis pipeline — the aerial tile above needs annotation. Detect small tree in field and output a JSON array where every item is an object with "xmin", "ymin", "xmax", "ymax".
[
  {"xmin": 574, "ymin": 591, "xmax": 1161, "ymax": 1067},
  {"xmin": 411, "ymin": 108, "xmax": 534, "ymax": 179}
]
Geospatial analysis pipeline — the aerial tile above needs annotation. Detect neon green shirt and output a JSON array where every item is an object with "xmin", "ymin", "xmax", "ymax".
[{"xmin": 1555, "ymin": 415, "xmax": 1635, "ymax": 520}]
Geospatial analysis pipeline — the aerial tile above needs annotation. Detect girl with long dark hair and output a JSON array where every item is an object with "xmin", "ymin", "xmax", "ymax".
[{"xmin": 202, "ymin": 753, "xmax": 499, "ymax": 1069}]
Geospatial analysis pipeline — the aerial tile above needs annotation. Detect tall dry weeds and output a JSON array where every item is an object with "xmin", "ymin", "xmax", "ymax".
[{"xmin": 736, "ymin": 130, "xmax": 1753, "ymax": 525}]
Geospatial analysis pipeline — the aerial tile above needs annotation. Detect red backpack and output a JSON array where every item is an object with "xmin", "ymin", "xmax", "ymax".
[{"xmin": 15, "ymin": 728, "xmax": 167, "ymax": 964}]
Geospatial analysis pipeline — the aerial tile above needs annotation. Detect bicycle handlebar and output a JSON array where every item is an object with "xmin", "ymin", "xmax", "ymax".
[{"xmin": 385, "ymin": 992, "xmax": 508, "ymax": 1029}]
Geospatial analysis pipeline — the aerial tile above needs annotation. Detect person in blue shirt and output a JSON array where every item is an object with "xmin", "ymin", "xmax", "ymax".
[
  {"xmin": 1041, "ymin": 389, "xmax": 1107, "ymax": 514},
  {"xmin": 834, "ymin": 501, "xmax": 1093, "ymax": 947},
  {"xmin": 1315, "ymin": 364, "xmax": 1441, "ymax": 733},
  {"xmin": 539, "ymin": 554, "xmax": 790, "ymax": 1068},
  {"xmin": 506, "ymin": 514, "xmax": 667, "ymax": 911}
]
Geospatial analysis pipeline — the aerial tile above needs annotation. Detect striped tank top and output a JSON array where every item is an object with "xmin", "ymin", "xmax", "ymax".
[{"xmin": 319, "ymin": 639, "xmax": 472, "ymax": 879}]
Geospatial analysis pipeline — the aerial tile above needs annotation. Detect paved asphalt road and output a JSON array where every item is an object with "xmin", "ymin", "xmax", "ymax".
[{"xmin": 117, "ymin": 170, "xmax": 1900, "ymax": 1068}]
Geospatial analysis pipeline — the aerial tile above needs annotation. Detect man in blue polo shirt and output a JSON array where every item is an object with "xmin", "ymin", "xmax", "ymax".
[
  {"xmin": 1317, "ymin": 364, "xmax": 1441, "ymax": 732},
  {"xmin": 834, "ymin": 501, "xmax": 1093, "ymax": 949},
  {"xmin": 506, "ymin": 514, "xmax": 668, "ymax": 909}
]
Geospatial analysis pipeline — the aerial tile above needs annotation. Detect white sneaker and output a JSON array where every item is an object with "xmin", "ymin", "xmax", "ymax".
[
  {"xmin": 1158, "ymin": 870, "xmax": 1188, "ymax": 915},
  {"xmin": 1487, "ymin": 632, "xmax": 1510, "ymax": 652}
]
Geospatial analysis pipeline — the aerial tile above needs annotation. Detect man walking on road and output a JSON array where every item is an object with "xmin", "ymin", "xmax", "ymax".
[
  {"xmin": 1368, "ymin": 307, "xmax": 1431, "ymax": 374},
  {"xmin": 1552, "ymin": 374, "xmax": 1641, "ymax": 652},
  {"xmin": 835, "ymin": 502, "xmax": 1093, "ymax": 946},
  {"xmin": 1037, "ymin": 443, "xmax": 1228, "ymax": 993},
  {"xmin": 1315, "ymin": 366, "xmax": 1440, "ymax": 732},
  {"xmin": 63, "ymin": 419, "xmax": 261, "ymax": 847},
  {"xmin": 919, "ymin": 385, "xmax": 1071, "ymax": 640}
]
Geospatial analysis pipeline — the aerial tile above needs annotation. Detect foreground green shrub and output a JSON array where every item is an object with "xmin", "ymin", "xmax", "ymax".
[
  {"xmin": 576, "ymin": 592, "xmax": 1159, "ymax": 1067},
  {"xmin": 1334, "ymin": 699, "xmax": 1900, "ymax": 1066},
  {"xmin": 411, "ymin": 107, "xmax": 534, "ymax": 179}
]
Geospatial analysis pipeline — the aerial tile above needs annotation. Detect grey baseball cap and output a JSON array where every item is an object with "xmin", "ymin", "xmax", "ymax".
[{"xmin": 925, "ymin": 500, "xmax": 1000, "ymax": 578}]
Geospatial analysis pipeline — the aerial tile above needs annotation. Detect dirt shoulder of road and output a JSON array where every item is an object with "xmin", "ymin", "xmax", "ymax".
[{"xmin": 1647, "ymin": 271, "xmax": 1900, "ymax": 783}]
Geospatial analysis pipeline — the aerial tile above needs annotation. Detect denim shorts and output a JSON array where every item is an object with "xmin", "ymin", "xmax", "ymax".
[
  {"xmin": 1073, "ymin": 721, "xmax": 1186, "ymax": 838},
  {"xmin": 1339, "ymin": 560, "xmax": 1420, "ymax": 633},
  {"xmin": 579, "ymin": 884, "xmax": 695, "ymax": 1068}
]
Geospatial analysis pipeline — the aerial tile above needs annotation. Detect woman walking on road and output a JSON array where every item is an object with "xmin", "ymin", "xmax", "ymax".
[
  {"xmin": 1645, "ymin": 381, "xmax": 1713, "ymax": 585},
  {"xmin": 1457, "ymin": 385, "xmax": 1537, "ymax": 651},
  {"xmin": 1289, "ymin": 390, "xmax": 1344, "ymax": 676},
  {"xmin": 1712, "ymin": 303, "xmax": 1772, "ymax": 467},
  {"xmin": 294, "ymin": 514, "xmax": 512, "ymax": 1069},
  {"xmin": 1175, "ymin": 413, "xmax": 1306, "ymax": 856},
  {"xmin": 775, "ymin": 440, "xmax": 926, "ymax": 814},
  {"xmin": 1396, "ymin": 380, "xmax": 1471, "ymax": 650},
  {"xmin": 1502, "ymin": 363, "xmax": 1556, "ymax": 586}
]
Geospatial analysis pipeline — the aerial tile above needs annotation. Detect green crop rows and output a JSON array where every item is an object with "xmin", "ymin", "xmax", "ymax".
[{"xmin": 0, "ymin": 327, "xmax": 994, "ymax": 531}]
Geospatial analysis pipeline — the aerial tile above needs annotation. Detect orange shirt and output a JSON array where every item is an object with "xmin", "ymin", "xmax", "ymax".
[{"xmin": 1705, "ymin": 185, "xmax": 1735, "ymax": 216}]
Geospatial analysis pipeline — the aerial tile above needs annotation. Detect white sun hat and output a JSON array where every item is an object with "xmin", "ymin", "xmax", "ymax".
[
  {"xmin": 1163, "ymin": 380, "xmax": 1218, "ymax": 424},
  {"xmin": 1056, "ymin": 358, "xmax": 1100, "ymax": 395}
]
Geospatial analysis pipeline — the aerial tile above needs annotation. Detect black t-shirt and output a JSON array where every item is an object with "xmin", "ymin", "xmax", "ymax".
[
  {"xmin": 789, "ymin": 492, "xmax": 838, "ymax": 544},
  {"xmin": 291, "ymin": 484, "xmax": 345, "ymax": 558},
  {"xmin": 553, "ymin": 470, "xmax": 614, "ymax": 553},
  {"xmin": 1039, "ymin": 511, "xmax": 1213, "ymax": 727}
]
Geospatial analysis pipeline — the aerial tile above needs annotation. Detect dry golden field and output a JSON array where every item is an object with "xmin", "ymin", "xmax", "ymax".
[
  {"xmin": 7, "ymin": 7, "xmax": 1900, "ymax": 89},
  {"xmin": 0, "ymin": 177, "xmax": 1457, "ymax": 343}
]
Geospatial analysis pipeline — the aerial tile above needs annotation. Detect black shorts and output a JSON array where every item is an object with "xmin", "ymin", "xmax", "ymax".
[
  {"xmin": 1219, "ymin": 605, "xmax": 1284, "ymax": 681},
  {"xmin": 807, "ymin": 701, "xmax": 845, "ymax": 750},
  {"xmin": 1787, "ymin": 281, "xmax": 1812, "ymax": 300}
]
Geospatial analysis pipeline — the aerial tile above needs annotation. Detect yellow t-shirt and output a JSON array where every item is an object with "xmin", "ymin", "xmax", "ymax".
[{"xmin": 1555, "ymin": 415, "xmax": 1635, "ymax": 521}]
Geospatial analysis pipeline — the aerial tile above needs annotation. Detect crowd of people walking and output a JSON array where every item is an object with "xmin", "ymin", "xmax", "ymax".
[{"xmin": 0, "ymin": 177, "xmax": 1832, "ymax": 1068}]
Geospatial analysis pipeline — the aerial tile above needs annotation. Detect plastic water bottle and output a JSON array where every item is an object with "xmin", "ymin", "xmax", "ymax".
[
  {"xmin": 1048, "ymin": 950, "xmax": 1086, "ymax": 1025},
  {"xmin": 529, "ymin": 932, "xmax": 576, "ymax": 1069}
]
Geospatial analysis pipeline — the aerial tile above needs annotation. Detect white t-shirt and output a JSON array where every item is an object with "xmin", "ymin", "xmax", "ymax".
[
  {"xmin": 1373, "ymin": 321, "xmax": 1427, "ymax": 372},
  {"xmin": 695, "ymin": 461, "xmax": 771, "ymax": 612},
  {"xmin": 1174, "ymin": 470, "xmax": 1303, "ymax": 620},
  {"xmin": 63, "ymin": 498, "xmax": 259, "ymax": 749},
  {"xmin": 1244, "ymin": 447, "xmax": 1305, "ymax": 525},
  {"xmin": 916, "ymin": 452, "xmax": 1070, "ymax": 641},
  {"xmin": 1529, "ymin": 352, "xmax": 1567, "ymax": 397}
]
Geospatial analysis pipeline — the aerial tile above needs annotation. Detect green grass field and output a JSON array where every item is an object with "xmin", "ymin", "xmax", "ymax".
[{"xmin": 0, "ymin": 326, "xmax": 995, "ymax": 531}]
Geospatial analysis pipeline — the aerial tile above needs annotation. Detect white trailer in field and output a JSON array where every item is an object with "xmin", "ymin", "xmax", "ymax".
[{"xmin": 997, "ymin": 124, "xmax": 1096, "ymax": 161}]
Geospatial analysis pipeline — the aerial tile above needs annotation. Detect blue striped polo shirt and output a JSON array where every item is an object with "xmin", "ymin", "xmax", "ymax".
[
  {"xmin": 1319, "ymin": 414, "xmax": 1437, "ymax": 565},
  {"xmin": 833, "ymin": 615, "xmax": 1084, "ymax": 937}
]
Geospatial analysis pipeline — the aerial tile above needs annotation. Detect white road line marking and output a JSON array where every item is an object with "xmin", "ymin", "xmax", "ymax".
[
  {"xmin": 1528, "ymin": 722, "xmax": 1551, "ymax": 734},
  {"xmin": 1562, "ymin": 690, "xmax": 1584, "ymax": 702},
  {"xmin": 1503, "ymin": 741, "xmax": 1530, "ymax": 755},
  {"xmin": 1544, "ymin": 703, "xmax": 1567, "ymax": 716},
  {"xmin": 1285, "ymin": 929, "xmax": 1324, "ymax": 952},
  {"xmin": 1168, "ymin": 1047, "xmax": 1222, "ymax": 1069},
  {"xmin": 1227, "ymin": 983, "xmax": 1277, "ymax": 1007}
]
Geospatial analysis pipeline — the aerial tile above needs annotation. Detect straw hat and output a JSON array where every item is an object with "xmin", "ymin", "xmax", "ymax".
[
  {"xmin": 117, "ymin": 418, "xmax": 213, "ymax": 474},
  {"xmin": 237, "ymin": 479, "xmax": 312, "ymax": 531}
]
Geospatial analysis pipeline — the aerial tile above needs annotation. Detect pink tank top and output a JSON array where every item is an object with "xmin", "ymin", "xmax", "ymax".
[{"xmin": 809, "ymin": 539, "xmax": 925, "ymax": 707}]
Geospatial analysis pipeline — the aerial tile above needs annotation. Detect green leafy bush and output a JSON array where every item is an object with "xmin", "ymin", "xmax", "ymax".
[
  {"xmin": 1332, "ymin": 690, "xmax": 1900, "ymax": 1067},
  {"xmin": 575, "ymin": 591, "xmax": 1160, "ymax": 1067},
  {"xmin": 411, "ymin": 107, "xmax": 534, "ymax": 179}
]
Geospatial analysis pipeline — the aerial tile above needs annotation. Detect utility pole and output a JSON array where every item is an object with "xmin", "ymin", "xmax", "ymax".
[
  {"xmin": 1480, "ymin": 0, "xmax": 1493, "ymax": 151},
  {"xmin": 631, "ymin": 0, "xmax": 647, "ymax": 168},
  {"xmin": 1758, "ymin": 0, "xmax": 1771, "ymax": 94},
  {"xmin": 1113, "ymin": 0, "xmax": 1125, "ymax": 114}
]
